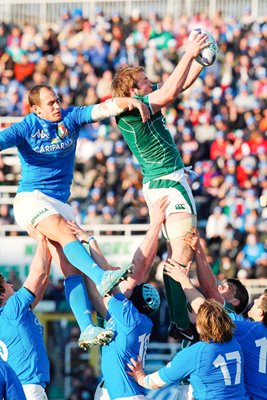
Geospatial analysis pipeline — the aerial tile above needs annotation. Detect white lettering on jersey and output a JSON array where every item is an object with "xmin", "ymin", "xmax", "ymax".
[
  {"xmin": 34, "ymin": 138, "xmax": 74, "ymax": 153},
  {"xmin": 0, "ymin": 340, "xmax": 8, "ymax": 361}
]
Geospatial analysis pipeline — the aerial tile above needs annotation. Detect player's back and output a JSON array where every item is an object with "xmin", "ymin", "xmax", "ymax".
[
  {"xmin": 0, "ymin": 288, "xmax": 50, "ymax": 385},
  {"xmin": 102, "ymin": 293, "xmax": 152, "ymax": 400},
  {"xmin": 159, "ymin": 338, "xmax": 246, "ymax": 399},
  {"xmin": 234, "ymin": 319, "xmax": 267, "ymax": 400}
]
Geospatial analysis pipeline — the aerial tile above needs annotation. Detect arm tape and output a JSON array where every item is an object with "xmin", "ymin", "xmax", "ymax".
[
  {"xmin": 91, "ymin": 99, "xmax": 124, "ymax": 121},
  {"xmin": 143, "ymin": 372, "xmax": 166, "ymax": 389},
  {"xmin": 87, "ymin": 236, "xmax": 96, "ymax": 246},
  {"xmin": 143, "ymin": 375, "xmax": 153, "ymax": 389}
]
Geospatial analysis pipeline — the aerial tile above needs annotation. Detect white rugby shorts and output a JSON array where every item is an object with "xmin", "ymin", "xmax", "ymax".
[
  {"xmin": 94, "ymin": 380, "xmax": 147, "ymax": 400},
  {"xmin": 13, "ymin": 190, "xmax": 75, "ymax": 230},
  {"xmin": 176, "ymin": 383, "xmax": 194, "ymax": 400},
  {"xmin": 143, "ymin": 168, "xmax": 197, "ymax": 218},
  {"xmin": 22, "ymin": 384, "xmax": 48, "ymax": 400}
]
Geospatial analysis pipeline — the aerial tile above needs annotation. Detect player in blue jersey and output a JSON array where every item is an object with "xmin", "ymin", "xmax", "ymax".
[
  {"xmin": 233, "ymin": 290, "xmax": 267, "ymax": 400},
  {"xmin": 168, "ymin": 229, "xmax": 249, "ymax": 343},
  {"xmin": 67, "ymin": 197, "xmax": 168, "ymax": 400},
  {"xmin": 0, "ymin": 358, "xmax": 26, "ymax": 400},
  {"xmin": 164, "ymin": 250, "xmax": 267, "ymax": 400},
  {"xmin": 0, "ymin": 84, "xmax": 149, "ymax": 348},
  {"xmin": 0, "ymin": 225, "xmax": 51, "ymax": 399},
  {"xmin": 96, "ymin": 283, "xmax": 161, "ymax": 400},
  {"xmin": 127, "ymin": 300, "xmax": 247, "ymax": 400}
]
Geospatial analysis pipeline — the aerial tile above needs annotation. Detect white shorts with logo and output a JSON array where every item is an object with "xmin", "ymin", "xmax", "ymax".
[
  {"xmin": 143, "ymin": 168, "xmax": 197, "ymax": 218},
  {"xmin": 143, "ymin": 169, "xmax": 197, "ymax": 239},
  {"xmin": 94, "ymin": 380, "xmax": 148, "ymax": 400},
  {"xmin": 14, "ymin": 190, "xmax": 75, "ymax": 230},
  {"xmin": 22, "ymin": 384, "xmax": 48, "ymax": 400}
]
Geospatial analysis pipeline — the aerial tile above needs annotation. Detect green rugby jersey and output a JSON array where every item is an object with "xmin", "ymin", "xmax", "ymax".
[{"xmin": 115, "ymin": 93, "xmax": 184, "ymax": 183}]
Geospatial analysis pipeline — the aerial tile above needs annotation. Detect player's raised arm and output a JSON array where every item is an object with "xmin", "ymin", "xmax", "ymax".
[
  {"xmin": 148, "ymin": 31, "xmax": 208, "ymax": 113},
  {"xmin": 24, "ymin": 225, "xmax": 51, "ymax": 309}
]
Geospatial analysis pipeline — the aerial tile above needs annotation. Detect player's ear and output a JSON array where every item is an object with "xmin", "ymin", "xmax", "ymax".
[
  {"xmin": 31, "ymin": 104, "xmax": 41, "ymax": 115},
  {"xmin": 130, "ymin": 87, "xmax": 138, "ymax": 96},
  {"xmin": 232, "ymin": 298, "xmax": 240, "ymax": 307}
]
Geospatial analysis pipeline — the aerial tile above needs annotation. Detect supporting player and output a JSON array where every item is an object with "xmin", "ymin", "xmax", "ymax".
[
  {"xmin": 127, "ymin": 301, "xmax": 246, "ymax": 400},
  {"xmin": 0, "ymin": 85, "xmax": 149, "ymax": 348}
]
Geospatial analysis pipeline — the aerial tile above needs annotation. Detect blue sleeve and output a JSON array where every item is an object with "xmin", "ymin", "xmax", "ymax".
[
  {"xmin": 3, "ymin": 288, "xmax": 35, "ymax": 321},
  {"xmin": 0, "ymin": 121, "xmax": 28, "ymax": 151},
  {"xmin": 67, "ymin": 105, "xmax": 95, "ymax": 126},
  {"xmin": 158, "ymin": 344, "xmax": 198, "ymax": 384},
  {"xmin": 107, "ymin": 293, "xmax": 141, "ymax": 329}
]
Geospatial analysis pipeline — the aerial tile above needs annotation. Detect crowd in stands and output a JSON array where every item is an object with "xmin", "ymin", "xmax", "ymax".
[{"xmin": 0, "ymin": 7, "xmax": 266, "ymax": 286}]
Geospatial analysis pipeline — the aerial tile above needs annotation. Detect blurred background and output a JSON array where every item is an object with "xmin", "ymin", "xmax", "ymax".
[{"xmin": 0, "ymin": 0, "xmax": 266, "ymax": 398}]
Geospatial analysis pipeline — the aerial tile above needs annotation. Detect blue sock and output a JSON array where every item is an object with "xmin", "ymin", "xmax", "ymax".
[
  {"xmin": 64, "ymin": 275, "xmax": 94, "ymax": 331},
  {"xmin": 63, "ymin": 240, "xmax": 104, "ymax": 285}
]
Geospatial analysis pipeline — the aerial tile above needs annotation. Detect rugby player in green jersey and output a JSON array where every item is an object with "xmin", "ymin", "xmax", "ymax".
[{"xmin": 111, "ymin": 31, "xmax": 209, "ymax": 342}]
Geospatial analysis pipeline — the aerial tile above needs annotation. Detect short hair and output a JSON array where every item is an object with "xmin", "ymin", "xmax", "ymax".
[
  {"xmin": 259, "ymin": 289, "xmax": 267, "ymax": 327},
  {"xmin": 227, "ymin": 278, "xmax": 249, "ymax": 314},
  {"xmin": 197, "ymin": 300, "xmax": 235, "ymax": 343},
  {"xmin": 0, "ymin": 274, "xmax": 5, "ymax": 306},
  {"xmin": 28, "ymin": 84, "xmax": 54, "ymax": 107},
  {"xmin": 111, "ymin": 66, "xmax": 145, "ymax": 97}
]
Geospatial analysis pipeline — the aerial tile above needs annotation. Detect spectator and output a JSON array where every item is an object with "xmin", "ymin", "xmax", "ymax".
[{"xmin": 236, "ymin": 233, "xmax": 266, "ymax": 278}]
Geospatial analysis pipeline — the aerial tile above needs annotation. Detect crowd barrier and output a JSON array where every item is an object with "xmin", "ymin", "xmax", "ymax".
[{"xmin": 0, "ymin": 0, "xmax": 266, "ymax": 28}]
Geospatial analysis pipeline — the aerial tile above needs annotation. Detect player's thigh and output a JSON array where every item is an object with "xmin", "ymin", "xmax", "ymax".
[
  {"xmin": 47, "ymin": 240, "xmax": 81, "ymax": 277},
  {"xmin": 22, "ymin": 384, "xmax": 48, "ymax": 400}
]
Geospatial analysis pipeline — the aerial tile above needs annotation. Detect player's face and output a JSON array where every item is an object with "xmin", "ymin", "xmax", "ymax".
[
  {"xmin": 133, "ymin": 72, "xmax": 152, "ymax": 96},
  {"xmin": 248, "ymin": 294, "xmax": 264, "ymax": 321},
  {"xmin": 34, "ymin": 88, "xmax": 62, "ymax": 122},
  {"xmin": 217, "ymin": 280, "xmax": 236, "ymax": 302}
]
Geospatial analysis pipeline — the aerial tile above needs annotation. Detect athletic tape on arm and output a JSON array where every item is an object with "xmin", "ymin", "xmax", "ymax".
[
  {"xmin": 91, "ymin": 99, "xmax": 124, "ymax": 121},
  {"xmin": 143, "ymin": 372, "xmax": 166, "ymax": 389}
]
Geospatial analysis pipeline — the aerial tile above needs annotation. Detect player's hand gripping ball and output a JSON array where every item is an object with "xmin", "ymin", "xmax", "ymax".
[{"xmin": 189, "ymin": 28, "xmax": 218, "ymax": 66}]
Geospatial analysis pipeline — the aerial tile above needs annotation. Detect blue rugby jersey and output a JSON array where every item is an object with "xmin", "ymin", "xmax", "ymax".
[
  {"xmin": 0, "ymin": 358, "xmax": 26, "ymax": 399},
  {"xmin": 0, "ymin": 106, "xmax": 94, "ymax": 202},
  {"xmin": 158, "ymin": 338, "xmax": 246, "ymax": 400},
  {"xmin": 0, "ymin": 287, "xmax": 49, "ymax": 385},
  {"xmin": 234, "ymin": 319, "xmax": 267, "ymax": 400},
  {"xmin": 102, "ymin": 293, "xmax": 152, "ymax": 400}
]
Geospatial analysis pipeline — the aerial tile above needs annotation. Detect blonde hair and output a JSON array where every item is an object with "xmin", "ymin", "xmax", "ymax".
[
  {"xmin": 197, "ymin": 300, "xmax": 235, "ymax": 343},
  {"xmin": 111, "ymin": 66, "xmax": 145, "ymax": 97}
]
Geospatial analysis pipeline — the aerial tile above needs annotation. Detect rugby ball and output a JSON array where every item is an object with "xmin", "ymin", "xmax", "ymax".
[{"xmin": 188, "ymin": 28, "xmax": 218, "ymax": 67}]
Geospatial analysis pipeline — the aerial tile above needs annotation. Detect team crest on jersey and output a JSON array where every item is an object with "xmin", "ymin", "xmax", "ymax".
[{"xmin": 57, "ymin": 123, "xmax": 69, "ymax": 139}]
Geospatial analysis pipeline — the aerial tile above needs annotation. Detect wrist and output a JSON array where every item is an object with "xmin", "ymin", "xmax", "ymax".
[{"xmin": 82, "ymin": 236, "xmax": 96, "ymax": 245}]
